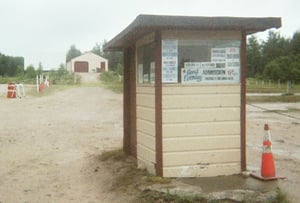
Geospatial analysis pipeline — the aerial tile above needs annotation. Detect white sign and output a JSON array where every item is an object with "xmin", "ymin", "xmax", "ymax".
[
  {"xmin": 150, "ymin": 62, "xmax": 155, "ymax": 84},
  {"xmin": 226, "ymin": 47, "xmax": 240, "ymax": 68},
  {"xmin": 182, "ymin": 67, "xmax": 239, "ymax": 84},
  {"xmin": 181, "ymin": 68, "xmax": 202, "ymax": 83},
  {"xmin": 162, "ymin": 40, "xmax": 178, "ymax": 83},
  {"xmin": 211, "ymin": 48, "xmax": 226, "ymax": 62},
  {"xmin": 182, "ymin": 46, "xmax": 240, "ymax": 84},
  {"xmin": 138, "ymin": 64, "xmax": 143, "ymax": 84}
]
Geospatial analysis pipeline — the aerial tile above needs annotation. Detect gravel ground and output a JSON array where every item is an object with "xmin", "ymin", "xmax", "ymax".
[{"xmin": 0, "ymin": 85, "xmax": 299, "ymax": 202}]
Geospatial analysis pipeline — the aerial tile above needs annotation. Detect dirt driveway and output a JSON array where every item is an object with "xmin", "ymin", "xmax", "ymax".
[
  {"xmin": 0, "ymin": 86, "xmax": 299, "ymax": 202},
  {"xmin": 247, "ymin": 102, "xmax": 300, "ymax": 202},
  {"xmin": 0, "ymin": 86, "xmax": 133, "ymax": 203}
]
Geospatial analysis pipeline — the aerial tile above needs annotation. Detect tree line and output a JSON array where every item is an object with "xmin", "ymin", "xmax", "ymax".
[
  {"xmin": 247, "ymin": 31, "xmax": 300, "ymax": 82},
  {"xmin": 0, "ymin": 53, "xmax": 24, "ymax": 77}
]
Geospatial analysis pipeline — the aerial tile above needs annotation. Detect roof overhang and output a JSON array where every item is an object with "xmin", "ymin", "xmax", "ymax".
[{"xmin": 104, "ymin": 14, "xmax": 281, "ymax": 51}]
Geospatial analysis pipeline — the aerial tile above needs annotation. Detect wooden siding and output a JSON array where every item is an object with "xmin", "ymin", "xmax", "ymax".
[
  {"xmin": 136, "ymin": 86, "xmax": 156, "ymax": 173},
  {"xmin": 162, "ymin": 85, "xmax": 241, "ymax": 177},
  {"xmin": 164, "ymin": 163, "xmax": 241, "ymax": 177}
]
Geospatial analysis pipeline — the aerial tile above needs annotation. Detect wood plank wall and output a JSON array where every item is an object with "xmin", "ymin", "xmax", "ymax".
[
  {"xmin": 136, "ymin": 86, "xmax": 156, "ymax": 174},
  {"xmin": 162, "ymin": 85, "xmax": 241, "ymax": 177}
]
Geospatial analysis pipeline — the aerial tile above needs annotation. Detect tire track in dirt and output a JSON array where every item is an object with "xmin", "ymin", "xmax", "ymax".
[{"xmin": 0, "ymin": 86, "xmax": 133, "ymax": 203}]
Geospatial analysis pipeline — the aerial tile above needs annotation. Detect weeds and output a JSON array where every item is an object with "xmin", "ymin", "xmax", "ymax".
[
  {"xmin": 99, "ymin": 71, "xmax": 123, "ymax": 92},
  {"xmin": 265, "ymin": 187, "xmax": 289, "ymax": 203},
  {"xmin": 146, "ymin": 175, "xmax": 172, "ymax": 185},
  {"xmin": 140, "ymin": 190, "xmax": 207, "ymax": 203},
  {"xmin": 247, "ymin": 95, "xmax": 300, "ymax": 103},
  {"xmin": 99, "ymin": 149, "xmax": 289, "ymax": 203},
  {"xmin": 98, "ymin": 148, "xmax": 126, "ymax": 161}
]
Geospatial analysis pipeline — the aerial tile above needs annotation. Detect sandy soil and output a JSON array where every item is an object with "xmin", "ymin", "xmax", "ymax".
[
  {"xmin": 0, "ymin": 85, "xmax": 299, "ymax": 202},
  {"xmin": 246, "ymin": 102, "xmax": 300, "ymax": 202},
  {"xmin": 0, "ymin": 86, "xmax": 134, "ymax": 203}
]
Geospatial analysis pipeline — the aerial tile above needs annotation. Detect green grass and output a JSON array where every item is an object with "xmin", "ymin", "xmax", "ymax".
[
  {"xmin": 99, "ymin": 149, "xmax": 290, "ymax": 203},
  {"xmin": 100, "ymin": 80, "xmax": 123, "ymax": 93},
  {"xmin": 265, "ymin": 187, "xmax": 290, "ymax": 203},
  {"xmin": 140, "ymin": 190, "xmax": 207, "ymax": 203},
  {"xmin": 97, "ymin": 148, "xmax": 126, "ymax": 162},
  {"xmin": 247, "ymin": 95, "xmax": 300, "ymax": 103},
  {"xmin": 246, "ymin": 78, "xmax": 300, "ymax": 103},
  {"xmin": 247, "ymin": 78, "xmax": 300, "ymax": 94},
  {"xmin": 25, "ymin": 84, "xmax": 77, "ymax": 97},
  {"xmin": 99, "ymin": 71, "xmax": 123, "ymax": 93}
]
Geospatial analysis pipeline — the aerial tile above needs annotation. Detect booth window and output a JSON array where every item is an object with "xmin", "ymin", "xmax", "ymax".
[
  {"xmin": 137, "ymin": 42, "xmax": 155, "ymax": 84},
  {"xmin": 162, "ymin": 39, "xmax": 241, "ymax": 84}
]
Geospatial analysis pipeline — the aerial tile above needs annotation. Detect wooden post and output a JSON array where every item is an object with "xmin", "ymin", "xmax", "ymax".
[
  {"xmin": 240, "ymin": 31, "xmax": 247, "ymax": 172},
  {"xmin": 155, "ymin": 30, "xmax": 163, "ymax": 177}
]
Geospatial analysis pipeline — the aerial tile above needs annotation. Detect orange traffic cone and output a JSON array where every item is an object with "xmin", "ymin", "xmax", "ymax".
[
  {"xmin": 251, "ymin": 124, "xmax": 286, "ymax": 181},
  {"xmin": 261, "ymin": 124, "xmax": 276, "ymax": 178}
]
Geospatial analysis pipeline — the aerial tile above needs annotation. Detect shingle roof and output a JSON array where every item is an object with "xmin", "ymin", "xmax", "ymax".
[{"xmin": 104, "ymin": 14, "xmax": 281, "ymax": 51}]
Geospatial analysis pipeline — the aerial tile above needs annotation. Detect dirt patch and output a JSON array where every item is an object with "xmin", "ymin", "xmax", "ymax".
[
  {"xmin": 247, "ymin": 102, "xmax": 300, "ymax": 203},
  {"xmin": 0, "ymin": 86, "xmax": 133, "ymax": 203},
  {"xmin": 0, "ymin": 87, "xmax": 299, "ymax": 202}
]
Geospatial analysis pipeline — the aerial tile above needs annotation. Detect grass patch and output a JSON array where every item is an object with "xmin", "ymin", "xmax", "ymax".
[
  {"xmin": 97, "ymin": 148, "xmax": 126, "ymax": 161},
  {"xmin": 146, "ymin": 175, "xmax": 172, "ymax": 185},
  {"xmin": 26, "ymin": 84, "xmax": 77, "ymax": 97},
  {"xmin": 265, "ymin": 187, "xmax": 290, "ymax": 203},
  {"xmin": 140, "ymin": 190, "xmax": 207, "ymax": 203},
  {"xmin": 247, "ymin": 95, "xmax": 300, "ymax": 103},
  {"xmin": 247, "ymin": 78, "xmax": 300, "ymax": 94},
  {"xmin": 99, "ymin": 71, "xmax": 123, "ymax": 93},
  {"xmin": 100, "ymin": 149, "xmax": 289, "ymax": 203},
  {"xmin": 100, "ymin": 80, "xmax": 123, "ymax": 93},
  {"xmin": 98, "ymin": 149, "xmax": 172, "ymax": 196}
]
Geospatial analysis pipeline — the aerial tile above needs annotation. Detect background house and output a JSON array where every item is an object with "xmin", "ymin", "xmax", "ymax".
[{"xmin": 66, "ymin": 52, "xmax": 108, "ymax": 73}]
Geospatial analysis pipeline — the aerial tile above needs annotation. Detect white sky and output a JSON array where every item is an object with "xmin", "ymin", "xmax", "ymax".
[{"xmin": 1, "ymin": 0, "xmax": 299, "ymax": 69}]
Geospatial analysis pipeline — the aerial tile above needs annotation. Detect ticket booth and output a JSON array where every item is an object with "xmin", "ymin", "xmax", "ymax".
[{"xmin": 104, "ymin": 15, "xmax": 281, "ymax": 177}]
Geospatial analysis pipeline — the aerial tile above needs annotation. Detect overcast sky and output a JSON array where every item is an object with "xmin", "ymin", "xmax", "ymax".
[{"xmin": 1, "ymin": 0, "xmax": 299, "ymax": 69}]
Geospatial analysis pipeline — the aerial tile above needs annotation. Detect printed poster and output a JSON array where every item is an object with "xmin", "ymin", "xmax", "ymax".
[
  {"xmin": 138, "ymin": 64, "xmax": 143, "ymax": 84},
  {"xmin": 150, "ymin": 62, "xmax": 155, "ymax": 83},
  {"xmin": 182, "ymin": 46, "xmax": 240, "ymax": 84},
  {"xmin": 211, "ymin": 48, "xmax": 226, "ymax": 62},
  {"xmin": 162, "ymin": 40, "xmax": 178, "ymax": 83}
]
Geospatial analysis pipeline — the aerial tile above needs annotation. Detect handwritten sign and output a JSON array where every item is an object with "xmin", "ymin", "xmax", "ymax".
[{"xmin": 182, "ymin": 48, "xmax": 240, "ymax": 84}]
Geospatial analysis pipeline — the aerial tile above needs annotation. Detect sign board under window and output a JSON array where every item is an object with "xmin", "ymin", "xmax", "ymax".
[{"xmin": 181, "ymin": 47, "xmax": 240, "ymax": 84}]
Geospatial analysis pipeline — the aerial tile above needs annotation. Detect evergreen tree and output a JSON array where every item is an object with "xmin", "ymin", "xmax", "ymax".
[{"xmin": 66, "ymin": 45, "xmax": 81, "ymax": 62}]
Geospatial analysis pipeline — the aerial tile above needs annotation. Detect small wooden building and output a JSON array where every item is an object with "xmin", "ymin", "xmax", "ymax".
[
  {"xmin": 66, "ymin": 52, "xmax": 108, "ymax": 73},
  {"xmin": 104, "ymin": 15, "xmax": 281, "ymax": 177}
]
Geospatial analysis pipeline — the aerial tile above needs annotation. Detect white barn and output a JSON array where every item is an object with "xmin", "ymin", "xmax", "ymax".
[{"xmin": 66, "ymin": 52, "xmax": 108, "ymax": 73}]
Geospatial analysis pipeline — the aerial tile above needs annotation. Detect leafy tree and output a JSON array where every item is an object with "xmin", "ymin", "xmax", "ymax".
[
  {"xmin": 92, "ymin": 40, "xmax": 123, "ymax": 71},
  {"xmin": 16, "ymin": 66, "xmax": 25, "ymax": 77},
  {"xmin": 57, "ymin": 63, "xmax": 68, "ymax": 76},
  {"xmin": 290, "ymin": 31, "xmax": 300, "ymax": 55},
  {"xmin": 37, "ymin": 62, "xmax": 43, "ymax": 75},
  {"xmin": 25, "ymin": 65, "xmax": 36, "ymax": 79},
  {"xmin": 91, "ymin": 39, "xmax": 107, "ymax": 57},
  {"xmin": 264, "ymin": 55, "xmax": 300, "ymax": 82},
  {"xmin": 0, "ymin": 53, "xmax": 24, "ymax": 76},
  {"xmin": 66, "ymin": 45, "xmax": 81, "ymax": 62},
  {"xmin": 246, "ymin": 35, "xmax": 263, "ymax": 77},
  {"xmin": 261, "ymin": 31, "xmax": 290, "ymax": 68},
  {"xmin": 102, "ymin": 41, "xmax": 123, "ymax": 71}
]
